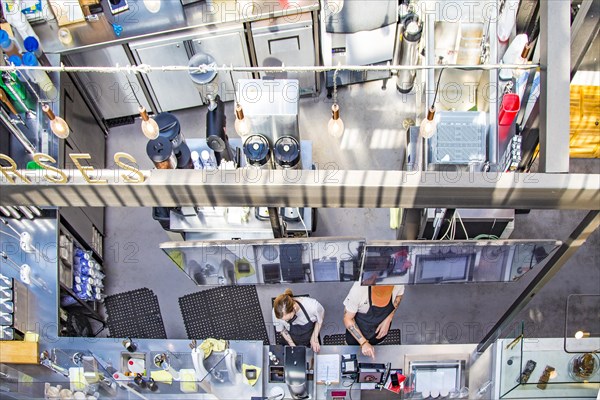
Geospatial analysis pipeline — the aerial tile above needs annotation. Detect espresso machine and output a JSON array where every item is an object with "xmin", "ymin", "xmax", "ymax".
[{"xmin": 267, "ymin": 345, "xmax": 312, "ymax": 399}]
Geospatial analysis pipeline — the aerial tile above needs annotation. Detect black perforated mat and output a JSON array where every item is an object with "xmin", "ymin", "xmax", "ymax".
[
  {"xmin": 324, "ymin": 329, "xmax": 402, "ymax": 345},
  {"xmin": 104, "ymin": 288, "xmax": 167, "ymax": 339},
  {"xmin": 179, "ymin": 286, "xmax": 269, "ymax": 344}
]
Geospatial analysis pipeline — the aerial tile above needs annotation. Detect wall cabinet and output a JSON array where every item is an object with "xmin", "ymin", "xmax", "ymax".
[
  {"xmin": 132, "ymin": 40, "xmax": 203, "ymax": 112},
  {"xmin": 130, "ymin": 23, "xmax": 251, "ymax": 112},
  {"xmin": 190, "ymin": 29, "xmax": 252, "ymax": 103},
  {"xmin": 65, "ymin": 45, "xmax": 154, "ymax": 121},
  {"xmin": 251, "ymin": 12, "xmax": 317, "ymax": 96}
]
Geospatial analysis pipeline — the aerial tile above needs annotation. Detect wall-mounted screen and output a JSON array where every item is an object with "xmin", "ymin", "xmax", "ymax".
[{"xmin": 414, "ymin": 254, "xmax": 474, "ymax": 283}]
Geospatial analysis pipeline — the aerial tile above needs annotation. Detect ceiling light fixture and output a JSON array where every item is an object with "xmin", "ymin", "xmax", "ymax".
[
  {"xmin": 575, "ymin": 331, "xmax": 591, "ymax": 339},
  {"xmin": 125, "ymin": 74, "xmax": 159, "ymax": 139},
  {"xmin": 41, "ymin": 104, "xmax": 70, "ymax": 139},
  {"xmin": 15, "ymin": 66, "xmax": 69, "ymax": 140},
  {"xmin": 139, "ymin": 105, "xmax": 160, "ymax": 139},
  {"xmin": 419, "ymin": 67, "xmax": 445, "ymax": 139},
  {"xmin": 328, "ymin": 68, "xmax": 345, "ymax": 138},
  {"xmin": 234, "ymin": 103, "xmax": 251, "ymax": 136},
  {"xmin": 143, "ymin": 0, "xmax": 161, "ymax": 13},
  {"xmin": 229, "ymin": 70, "xmax": 251, "ymax": 137}
]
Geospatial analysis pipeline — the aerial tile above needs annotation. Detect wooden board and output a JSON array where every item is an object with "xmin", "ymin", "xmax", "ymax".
[
  {"xmin": 570, "ymin": 85, "xmax": 600, "ymax": 158},
  {"xmin": 48, "ymin": 0, "xmax": 85, "ymax": 26},
  {"xmin": 0, "ymin": 341, "xmax": 39, "ymax": 364}
]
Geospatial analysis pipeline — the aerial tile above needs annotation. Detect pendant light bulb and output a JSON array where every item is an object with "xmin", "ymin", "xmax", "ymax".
[
  {"xmin": 139, "ymin": 106, "xmax": 160, "ymax": 140},
  {"xmin": 574, "ymin": 331, "xmax": 590, "ymax": 339},
  {"xmin": 143, "ymin": 0, "xmax": 161, "ymax": 13},
  {"xmin": 328, "ymin": 103, "xmax": 345, "ymax": 138},
  {"xmin": 419, "ymin": 107, "xmax": 438, "ymax": 139},
  {"xmin": 234, "ymin": 103, "xmax": 251, "ymax": 136},
  {"xmin": 42, "ymin": 104, "xmax": 70, "ymax": 139}
]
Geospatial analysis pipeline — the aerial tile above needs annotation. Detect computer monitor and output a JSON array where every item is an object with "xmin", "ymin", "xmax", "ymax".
[
  {"xmin": 313, "ymin": 259, "xmax": 339, "ymax": 282},
  {"xmin": 414, "ymin": 254, "xmax": 474, "ymax": 283},
  {"xmin": 362, "ymin": 255, "xmax": 391, "ymax": 272},
  {"xmin": 340, "ymin": 260, "xmax": 357, "ymax": 281},
  {"xmin": 262, "ymin": 263, "xmax": 281, "ymax": 284},
  {"xmin": 280, "ymin": 244, "xmax": 305, "ymax": 283}
]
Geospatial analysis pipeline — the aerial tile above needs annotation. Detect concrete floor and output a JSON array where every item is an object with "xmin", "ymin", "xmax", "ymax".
[{"xmin": 101, "ymin": 78, "xmax": 600, "ymax": 346}]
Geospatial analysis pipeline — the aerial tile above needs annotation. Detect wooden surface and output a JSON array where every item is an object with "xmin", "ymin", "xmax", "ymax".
[
  {"xmin": 0, "ymin": 341, "xmax": 39, "ymax": 364},
  {"xmin": 570, "ymin": 85, "xmax": 600, "ymax": 158}
]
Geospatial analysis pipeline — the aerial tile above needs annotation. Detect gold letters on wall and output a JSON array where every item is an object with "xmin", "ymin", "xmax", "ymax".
[{"xmin": 0, "ymin": 152, "xmax": 146, "ymax": 184}]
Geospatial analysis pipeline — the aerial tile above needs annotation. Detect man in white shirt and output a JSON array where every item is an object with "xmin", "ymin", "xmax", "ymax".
[{"xmin": 343, "ymin": 281, "xmax": 404, "ymax": 358}]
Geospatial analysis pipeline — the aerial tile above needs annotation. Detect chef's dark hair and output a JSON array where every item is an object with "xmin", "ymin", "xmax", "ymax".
[{"xmin": 273, "ymin": 289, "xmax": 295, "ymax": 319}]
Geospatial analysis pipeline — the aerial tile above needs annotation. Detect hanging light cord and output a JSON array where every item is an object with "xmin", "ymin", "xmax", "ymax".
[
  {"xmin": 228, "ymin": 69, "xmax": 239, "ymax": 104},
  {"xmin": 332, "ymin": 68, "xmax": 339, "ymax": 104},
  {"xmin": 124, "ymin": 73, "xmax": 142, "ymax": 106},
  {"xmin": 431, "ymin": 67, "xmax": 446, "ymax": 107}
]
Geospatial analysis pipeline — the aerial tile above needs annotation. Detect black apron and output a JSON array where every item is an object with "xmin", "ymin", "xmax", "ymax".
[
  {"xmin": 288, "ymin": 300, "xmax": 315, "ymax": 347},
  {"xmin": 346, "ymin": 286, "xmax": 395, "ymax": 345}
]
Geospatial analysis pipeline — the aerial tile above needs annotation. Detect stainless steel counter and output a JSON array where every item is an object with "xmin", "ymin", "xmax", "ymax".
[
  {"xmin": 41, "ymin": 339, "xmax": 264, "ymax": 399},
  {"xmin": 33, "ymin": 0, "xmax": 320, "ymax": 54},
  {"xmin": 314, "ymin": 344, "xmax": 489, "ymax": 399}
]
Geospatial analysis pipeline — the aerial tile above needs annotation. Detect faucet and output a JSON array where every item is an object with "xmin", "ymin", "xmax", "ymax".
[
  {"xmin": 153, "ymin": 353, "xmax": 180, "ymax": 380},
  {"xmin": 39, "ymin": 351, "xmax": 69, "ymax": 377}
]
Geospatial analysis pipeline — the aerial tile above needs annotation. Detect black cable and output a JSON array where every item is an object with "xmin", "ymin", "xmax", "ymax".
[
  {"xmin": 124, "ymin": 74, "xmax": 142, "ymax": 107},
  {"xmin": 522, "ymin": 1, "xmax": 540, "ymax": 42},
  {"xmin": 431, "ymin": 67, "xmax": 446, "ymax": 107},
  {"xmin": 529, "ymin": 245, "xmax": 537, "ymax": 269},
  {"xmin": 229, "ymin": 70, "xmax": 239, "ymax": 104}
]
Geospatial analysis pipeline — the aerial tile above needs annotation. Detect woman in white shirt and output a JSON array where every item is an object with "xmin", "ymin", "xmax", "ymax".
[{"xmin": 272, "ymin": 289, "xmax": 324, "ymax": 353}]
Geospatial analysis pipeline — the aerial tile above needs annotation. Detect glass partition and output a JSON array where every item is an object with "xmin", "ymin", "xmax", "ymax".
[
  {"xmin": 161, "ymin": 239, "xmax": 560, "ymax": 286},
  {"xmin": 564, "ymin": 294, "xmax": 600, "ymax": 353},
  {"xmin": 360, "ymin": 240, "xmax": 561, "ymax": 285},
  {"xmin": 499, "ymin": 322, "xmax": 525, "ymax": 398},
  {"xmin": 160, "ymin": 237, "xmax": 365, "ymax": 285}
]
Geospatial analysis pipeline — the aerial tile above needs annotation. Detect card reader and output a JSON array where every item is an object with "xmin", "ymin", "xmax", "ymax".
[
  {"xmin": 341, "ymin": 354, "xmax": 357, "ymax": 380},
  {"xmin": 108, "ymin": 0, "xmax": 128, "ymax": 15}
]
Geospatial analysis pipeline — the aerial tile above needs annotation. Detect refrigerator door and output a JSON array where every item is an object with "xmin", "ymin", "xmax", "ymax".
[
  {"xmin": 133, "ymin": 40, "xmax": 204, "ymax": 111},
  {"xmin": 251, "ymin": 12, "xmax": 317, "ymax": 96},
  {"xmin": 190, "ymin": 28, "xmax": 252, "ymax": 103},
  {"xmin": 66, "ymin": 45, "xmax": 154, "ymax": 119}
]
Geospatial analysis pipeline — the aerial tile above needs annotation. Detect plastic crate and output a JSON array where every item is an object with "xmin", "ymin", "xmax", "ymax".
[{"xmin": 430, "ymin": 112, "xmax": 488, "ymax": 164}]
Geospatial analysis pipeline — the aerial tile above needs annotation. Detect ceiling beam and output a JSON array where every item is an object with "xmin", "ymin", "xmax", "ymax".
[{"xmin": 1, "ymin": 170, "xmax": 599, "ymax": 210}]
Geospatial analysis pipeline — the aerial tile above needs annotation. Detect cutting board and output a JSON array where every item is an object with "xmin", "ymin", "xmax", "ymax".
[
  {"xmin": 0, "ymin": 341, "xmax": 39, "ymax": 364},
  {"xmin": 48, "ymin": 0, "xmax": 85, "ymax": 26}
]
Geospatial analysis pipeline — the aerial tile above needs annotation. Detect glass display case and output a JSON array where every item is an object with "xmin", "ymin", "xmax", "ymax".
[{"xmin": 498, "ymin": 333, "xmax": 600, "ymax": 398}]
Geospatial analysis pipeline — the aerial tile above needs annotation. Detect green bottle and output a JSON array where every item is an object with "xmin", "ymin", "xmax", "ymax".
[{"xmin": 1, "ymin": 71, "xmax": 36, "ymax": 112}]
